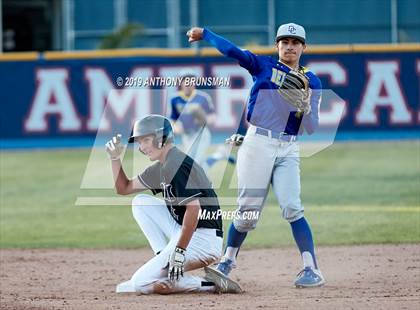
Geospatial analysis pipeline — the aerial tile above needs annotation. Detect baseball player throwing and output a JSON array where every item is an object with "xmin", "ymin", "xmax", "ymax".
[
  {"xmin": 105, "ymin": 114, "xmax": 241, "ymax": 294},
  {"xmin": 187, "ymin": 23, "xmax": 325, "ymax": 287}
]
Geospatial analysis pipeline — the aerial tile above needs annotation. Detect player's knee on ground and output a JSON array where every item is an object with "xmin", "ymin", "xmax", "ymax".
[
  {"xmin": 282, "ymin": 204, "xmax": 304, "ymax": 223},
  {"xmin": 152, "ymin": 280, "xmax": 174, "ymax": 294},
  {"xmin": 129, "ymin": 279, "xmax": 173, "ymax": 295}
]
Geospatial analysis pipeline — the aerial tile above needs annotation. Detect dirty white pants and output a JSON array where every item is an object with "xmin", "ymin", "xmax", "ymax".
[{"xmin": 116, "ymin": 194, "xmax": 223, "ymax": 294}]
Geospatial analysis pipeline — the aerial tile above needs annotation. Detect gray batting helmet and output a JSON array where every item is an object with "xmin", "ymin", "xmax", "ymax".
[{"xmin": 128, "ymin": 114, "xmax": 174, "ymax": 148}]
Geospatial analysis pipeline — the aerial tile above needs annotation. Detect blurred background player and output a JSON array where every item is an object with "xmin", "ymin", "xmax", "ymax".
[
  {"xmin": 169, "ymin": 68, "xmax": 235, "ymax": 171},
  {"xmin": 169, "ymin": 68, "xmax": 215, "ymax": 169},
  {"xmin": 187, "ymin": 23, "xmax": 325, "ymax": 288}
]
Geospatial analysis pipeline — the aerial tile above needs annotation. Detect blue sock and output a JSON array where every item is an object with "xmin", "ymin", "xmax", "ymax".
[
  {"xmin": 290, "ymin": 217, "xmax": 318, "ymax": 269},
  {"xmin": 226, "ymin": 223, "xmax": 248, "ymax": 254}
]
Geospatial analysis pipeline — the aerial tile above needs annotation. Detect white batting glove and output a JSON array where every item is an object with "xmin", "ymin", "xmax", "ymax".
[
  {"xmin": 225, "ymin": 134, "xmax": 244, "ymax": 146},
  {"xmin": 105, "ymin": 134, "xmax": 125, "ymax": 160},
  {"xmin": 168, "ymin": 246, "xmax": 186, "ymax": 281}
]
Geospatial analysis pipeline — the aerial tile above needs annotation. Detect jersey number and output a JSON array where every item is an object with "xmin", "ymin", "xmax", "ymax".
[{"xmin": 271, "ymin": 68, "xmax": 286, "ymax": 87}]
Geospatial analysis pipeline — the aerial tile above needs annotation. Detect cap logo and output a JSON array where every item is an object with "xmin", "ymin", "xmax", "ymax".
[{"xmin": 288, "ymin": 25, "xmax": 296, "ymax": 34}]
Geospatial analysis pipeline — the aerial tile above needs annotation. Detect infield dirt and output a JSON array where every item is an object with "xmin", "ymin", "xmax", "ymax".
[{"xmin": 1, "ymin": 244, "xmax": 419, "ymax": 309}]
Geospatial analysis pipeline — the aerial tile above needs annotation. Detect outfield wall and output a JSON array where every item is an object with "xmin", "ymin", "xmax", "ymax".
[{"xmin": 0, "ymin": 44, "xmax": 419, "ymax": 148}]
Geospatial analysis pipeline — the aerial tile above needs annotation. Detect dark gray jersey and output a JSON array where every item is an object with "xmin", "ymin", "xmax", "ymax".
[{"xmin": 138, "ymin": 147, "xmax": 222, "ymax": 230}]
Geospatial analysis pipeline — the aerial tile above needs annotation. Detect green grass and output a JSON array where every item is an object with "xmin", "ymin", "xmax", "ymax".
[{"xmin": 1, "ymin": 141, "xmax": 419, "ymax": 248}]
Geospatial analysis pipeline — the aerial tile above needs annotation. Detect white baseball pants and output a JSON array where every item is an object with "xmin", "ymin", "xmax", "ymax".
[
  {"xmin": 116, "ymin": 194, "xmax": 223, "ymax": 294},
  {"xmin": 233, "ymin": 125, "xmax": 304, "ymax": 232}
]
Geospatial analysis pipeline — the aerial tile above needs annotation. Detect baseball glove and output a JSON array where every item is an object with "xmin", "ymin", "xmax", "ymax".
[
  {"xmin": 186, "ymin": 104, "xmax": 207, "ymax": 126},
  {"xmin": 277, "ymin": 69, "xmax": 311, "ymax": 115}
]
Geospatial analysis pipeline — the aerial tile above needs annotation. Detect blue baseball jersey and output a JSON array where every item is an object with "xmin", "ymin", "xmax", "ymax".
[
  {"xmin": 170, "ymin": 90, "xmax": 215, "ymax": 134},
  {"xmin": 203, "ymin": 28, "xmax": 322, "ymax": 135}
]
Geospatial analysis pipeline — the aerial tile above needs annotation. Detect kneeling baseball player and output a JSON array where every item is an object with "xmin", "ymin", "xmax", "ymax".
[{"xmin": 106, "ymin": 114, "xmax": 241, "ymax": 294}]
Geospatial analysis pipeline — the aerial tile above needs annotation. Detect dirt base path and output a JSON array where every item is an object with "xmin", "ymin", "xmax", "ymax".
[{"xmin": 1, "ymin": 244, "xmax": 419, "ymax": 309}]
